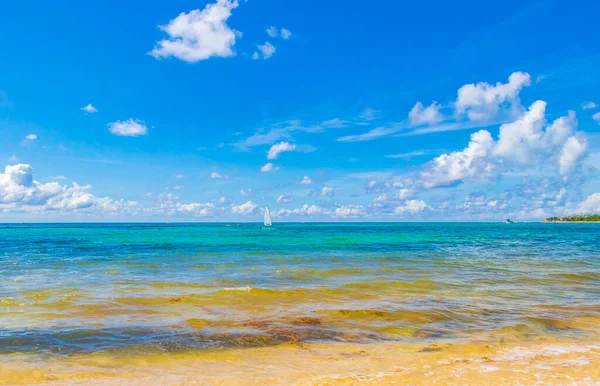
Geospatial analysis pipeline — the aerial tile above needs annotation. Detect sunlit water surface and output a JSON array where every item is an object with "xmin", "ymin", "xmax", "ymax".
[{"xmin": 1, "ymin": 223, "xmax": 599, "ymax": 385}]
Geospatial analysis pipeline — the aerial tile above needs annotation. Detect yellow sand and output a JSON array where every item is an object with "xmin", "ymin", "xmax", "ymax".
[{"xmin": 2, "ymin": 335, "xmax": 600, "ymax": 385}]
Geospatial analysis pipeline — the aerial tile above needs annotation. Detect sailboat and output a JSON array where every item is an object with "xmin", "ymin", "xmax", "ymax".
[{"xmin": 262, "ymin": 205, "xmax": 273, "ymax": 229}]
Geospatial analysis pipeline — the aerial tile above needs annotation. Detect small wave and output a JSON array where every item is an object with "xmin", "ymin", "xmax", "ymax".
[
  {"xmin": 494, "ymin": 344, "xmax": 591, "ymax": 361},
  {"xmin": 222, "ymin": 286, "xmax": 253, "ymax": 292}
]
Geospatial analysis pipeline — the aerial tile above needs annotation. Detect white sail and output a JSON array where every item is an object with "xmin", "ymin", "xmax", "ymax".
[{"xmin": 263, "ymin": 205, "xmax": 272, "ymax": 227}]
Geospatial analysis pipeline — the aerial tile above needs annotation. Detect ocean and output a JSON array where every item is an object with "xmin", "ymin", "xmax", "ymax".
[{"xmin": 1, "ymin": 222, "xmax": 599, "ymax": 384}]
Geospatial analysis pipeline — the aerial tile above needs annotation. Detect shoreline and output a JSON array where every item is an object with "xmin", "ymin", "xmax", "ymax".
[
  {"xmin": 3, "ymin": 337, "xmax": 599, "ymax": 385},
  {"xmin": 543, "ymin": 221, "xmax": 600, "ymax": 223}
]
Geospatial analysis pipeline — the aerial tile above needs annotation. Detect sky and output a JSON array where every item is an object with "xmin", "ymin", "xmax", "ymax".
[{"xmin": 1, "ymin": 0, "xmax": 600, "ymax": 222}]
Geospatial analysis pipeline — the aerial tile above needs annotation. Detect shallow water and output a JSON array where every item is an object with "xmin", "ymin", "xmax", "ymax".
[{"xmin": 1, "ymin": 222, "xmax": 599, "ymax": 384}]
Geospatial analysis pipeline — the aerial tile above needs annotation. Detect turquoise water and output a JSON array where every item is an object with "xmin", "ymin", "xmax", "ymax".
[{"xmin": 1, "ymin": 222, "xmax": 599, "ymax": 357}]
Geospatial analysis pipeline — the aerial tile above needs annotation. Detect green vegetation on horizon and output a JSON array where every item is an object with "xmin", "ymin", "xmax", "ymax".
[{"xmin": 545, "ymin": 214, "xmax": 600, "ymax": 222}]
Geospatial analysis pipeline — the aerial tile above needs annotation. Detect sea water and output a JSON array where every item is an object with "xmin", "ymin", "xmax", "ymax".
[{"xmin": 1, "ymin": 223, "xmax": 599, "ymax": 384}]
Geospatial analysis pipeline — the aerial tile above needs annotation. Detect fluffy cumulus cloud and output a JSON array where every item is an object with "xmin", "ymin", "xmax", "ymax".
[
  {"xmin": 253, "ymin": 41, "xmax": 276, "ymax": 60},
  {"xmin": 320, "ymin": 186, "xmax": 335, "ymax": 196},
  {"xmin": 260, "ymin": 162, "xmax": 279, "ymax": 172},
  {"xmin": 24, "ymin": 134, "xmax": 38, "ymax": 141},
  {"xmin": 455, "ymin": 72, "xmax": 531, "ymax": 122},
  {"xmin": 593, "ymin": 112, "xmax": 600, "ymax": 125},
  {"xmin": 420, "ymin": 101, "xmax": 588, "ymax": 188},
  {"xmin": 0, "ymin": 164, "xmax": 137, "ymax": 215},
  {"xmin": 108, "ymin": 119, "xmax": 148, "ymax": 137},
  {"xmin": 300, "ymin": 176, "xmax": 312, "ymax": 185},
  {"xmin": 409, "ymin": 101, "xmax": 444, "ymax": 126},
  {"xmin": 280, "ymin": 28, "xmax": 291, "ymax": 39},
  {"xmin": 150, "ymin": 0, "xmax": 240, "ymax": 63},
  {"xmin": 210, "ymin": 172, "xmax": 226, "ymax": 179},
  {"xmin": 266, "ymin": 26, "xmax": 291, "ymax": 39},
  {"xmin": 371, "ymin": 189, "xmax": 426, "ymax": 216},
  {"xmin": 276, "ymin": 193, "xmax": 293, "ymax": 203},
  {"xmin": 149, "ymin": 193, "xmax": 216, "ymax": 217},
  {"xmin": 582, "ymin": 101, "xmax": 597, "ymax": 110},
  {"xmin": 81, "ymin": 104, "xmax": 98, "ymax": 113},
  {"xmin": 267, "ymin": 141, "xmax": 296, "ymax": 159},
  {"xmin": 266, "ymin": 26, "xmax": 278, "ymax": 38},
  {"xmin": 231, "ymin": 200, "xmax": 258, "ymax": 215},
  {"xmin": 275, "ymin": 204, "xmax": 330, "ymax": 217},
  {"xmin": 394, "ymin": 199, "xmax": 428, "ymax": 214},
  {"xmin": 578, "ymin": 193, "xmax": 600, "ymax": 213},
  {"xmin": 420, "ymin": 130, "xmax": 494, "ymax": 188},
  {"xmin": 337, "ymin": 72, "xmax": 533, "ymax": 142},
  {"xmin": 335, "ymin": 205, "xmax": 365, "ymax": 218}
]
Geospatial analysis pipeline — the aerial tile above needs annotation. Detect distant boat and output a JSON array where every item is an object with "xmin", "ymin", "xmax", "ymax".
[
  {"xmin": 504, "ymin": 218, "xmax": 515, "ymax": 224},
  {"xmin": 262, "ymin": 205, "xmax": 273, "ymax": 229}
]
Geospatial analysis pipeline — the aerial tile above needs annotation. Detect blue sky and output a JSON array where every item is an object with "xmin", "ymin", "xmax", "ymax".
[{"xmin": 1, "ymin": 0, "xmax": 599, "ymax": 221}]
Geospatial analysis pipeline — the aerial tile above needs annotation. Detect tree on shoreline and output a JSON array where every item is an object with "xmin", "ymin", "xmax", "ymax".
[{"xmin": 545, "ymin": 214, "xmax": 600, "ymax": 222}]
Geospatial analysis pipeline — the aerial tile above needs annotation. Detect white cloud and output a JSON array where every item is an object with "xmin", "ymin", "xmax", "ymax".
[
  {"xmin": 0, "ymin": 163, "xmax": 137, "ymax": 215},
  {"xmin": 385, "ymin": 151, "xmax": 427, "ymax": 159},
  {"xmin": 175, "ymin": 202, "xmax": 214, "ymax": 215},
  {"xmin": 150, "ymin": 0, "xmax": 240, "ymax": 63},
  {"xmin": 455, "ymin": 71, "xmax": 531, "ymax": 121},
  {"xmin": 337, "ymin": 125, "xmax": 402, "ymax": 142},
  {"xmin": 267, "ymin": 141, "xmax": 296, "ymax": 159},
  {"xmin": 175, "ymin": 174, "xmax": 185, "ymax": 179},
  {"xmin": 280, "ymin": 28, "xmax": 291, "ymax": 39},
  {"xmin": 357, "ymin": 108, "xmax": 378, "ymax": 123},
  {"xmin": 266, "ymin": 26, "xmax": 278, "ymax": 38},
  {"xmin": 300, "ymin": 176, "xmax": 312, "ymax": 185},
  {"xmin": 265, "ymin": 26, "xmax": 291, "ymax": 39},
  {"xmin": 150, "ymin": 193, "xmax": 216, "ymax": 216},
  {"xmin": 394, "ymin": 199, "xmax": 427, "ymax": 214},
  {"xmin": 240, "ymin": 188, "xmax": 253, "ymax": 196},
  {"xmin": 275, "ymin": 204, "xmax": 330, "ymax": 217},
  {"xmin": 253, "ymin": 41, "xmax": 276, "ymax": 60},
  {"xmin": 234, "ymin": 118, "xmax": 345, "ymax": 150},
  {"xmin": 81, "ymin": 104, "xmax": 98, "ymax": 113},
  {"xmin": 322, "ymin": 118, "xmax": 347, "ymax": 129},
  {"xmin": 582, "ymin": 101, "xmax": 597, "ymax": 110},
  {"xmin": 397, "ymin": 188, "xmax": 413, "ymax": 200},
  {"xmin": 108, "ymin": 118, "xmax": 148, "ymax": 137},
  {"xmin": 231, "ymin": 200, "xmax": 258, "ymax": 215},
  {"xmin": 320, "ymin": 186, "xmax": 335, "ymax": 196},
  {"xmin": 409, "ymin": 101, "xmax": 444, "ymax": 126},
  {"xmin": 260, "ymin": 162, "xmax": 279, "ymax": 172},
  {"xmin": 335, "ymin": 205, "xmax": 365, "ymax": 218},
  {"xmin": 338, "ymin": 72, "xmax": 531, "ymax": 142},
  {"xmin": 593, "ymin": 112, "xmax": 600, "ymax": 125},
  {"xmin": 25, "ymin": 134, "xmax": 38, "ymax": 141},
  {"xmin": 277, "ymin": 193, "xmax": 293, "ymax": 203},
  {"xmin": 559, "ymin": 136, "xmax": 587, "ymax": 176},
  {"xmin": 420, "ymin": 101, "xmax": 588, "ymax": 188},
  {"xmin": 8, "ymin": 155, "xmax": 19, "ymax": 163},
  {"xmin": 578, "ymin": 193, "xmax": 600, "ymax": 213},
  {"xmin": 210, "ymin": 172, "xmax": 225, "ymax": 179},
  {"xmin": 421, "ymin": 129, "xmax": 495, "ymax": 188}
]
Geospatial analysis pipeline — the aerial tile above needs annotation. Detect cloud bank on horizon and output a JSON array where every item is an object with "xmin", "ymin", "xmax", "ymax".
[{"xmin": 1, "ymin": 0, "xmax": 600, "ymax": 221}]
